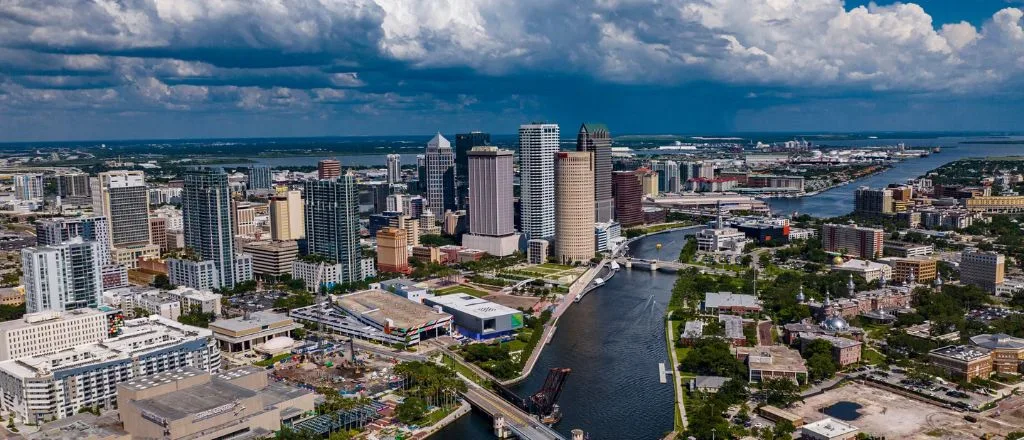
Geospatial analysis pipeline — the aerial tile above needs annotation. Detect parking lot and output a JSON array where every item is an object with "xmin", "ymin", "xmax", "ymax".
[{"xmin": 855, "ymin": 366, "xmax": 996, "ymax": 410}]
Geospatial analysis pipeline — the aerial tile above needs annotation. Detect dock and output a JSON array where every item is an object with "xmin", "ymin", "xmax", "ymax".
[{"xmin": 658, "ymin": 362, "xmax": 672, "ymax": 384}]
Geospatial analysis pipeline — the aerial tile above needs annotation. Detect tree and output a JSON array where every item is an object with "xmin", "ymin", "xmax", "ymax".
[
  {"xmin": 420, "ymin": 234, "xmax": 454, "ymax": 247},
  {"xmin": 678, "ymin": 339, "xmax": 747, "ymax": 379},
  {"xmin": 178, "ymin": 307, "xmax": 215, "ymax": 328},
  {"xmin": 760, "ymin": 378, "xmax": 801, "ymax": 407},
  {"xmin": 152, "ymin": 274, "xmax": 173, "ymax": 289},
  {"xmin": 396, "ymin": 397, "xmax": 428, "ymax": 424},
  {"xmin": 803, "ymin": 339, "xmax": 838, "ymax": 380}
]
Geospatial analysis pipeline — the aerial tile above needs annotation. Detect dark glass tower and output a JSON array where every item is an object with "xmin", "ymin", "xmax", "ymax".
[{"xmin": 455, "ymin": 131, "xmax": 490, "ymax": 209}]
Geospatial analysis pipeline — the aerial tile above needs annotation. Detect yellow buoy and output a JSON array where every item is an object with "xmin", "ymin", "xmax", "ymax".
[{"xmin": 656, "ymin": 243, "xmax": 662, "ymax": 250}]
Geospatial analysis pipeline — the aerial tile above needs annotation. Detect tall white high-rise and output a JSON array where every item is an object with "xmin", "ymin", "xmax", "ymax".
[
  {"xmin": 424, "ymin": 133, "xmax": 455, "ymax": 218},
  {"xmin": 386, "ymin": 154, "xmax": 402, "ymax": 184},
  {"xmin": 519, "ymin": 123, "xmax": 560, "ymax": 240},
  {"xmin": 91, "ymin": 171, "xmax": 152, "ymax": 247},
  {"xmin": 21, "ymin": 239, "xmax": 103, "ymax": 313}
]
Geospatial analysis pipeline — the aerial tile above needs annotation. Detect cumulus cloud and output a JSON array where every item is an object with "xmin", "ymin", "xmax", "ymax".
[{"xmin": 0, "ymin": 0, "xmax": 1023, "ymax": 132}]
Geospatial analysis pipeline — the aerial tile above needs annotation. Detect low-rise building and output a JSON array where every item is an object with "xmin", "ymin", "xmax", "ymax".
[
  {"xmin": 887, "ymin": 257, "xmax": 937, "ymax": 284},
  {"xmin": 0, "ymin": 316, "xmax": 220, "ymax": 424},
  {"xmin": 832, "ymin": 259, "xmax": 892, "ymax": 283},
  {"xmin": 736, "ymin": 345, "xmax": 807, "ymax": 383},
  {"xmin": 969, "ymin": 333, "xmax": 1024, "ymax": 374},
  {"xmin": 208, "ymin": 311, "xmax": 302, "ymax": 353},
  {"xmin": 423, "ymin": 294, "xmax": 524, "ymax": 340},
  {"xmin": 167, "ymin": 286, "xmax": 223, "ymax": 316},
  {"xmin": 527, "ymin": 239, "xmax": 549, "ymax": 264},
  {"xmin": 118, "ymin": 366, "xmax": 315, "ymax": 440},
  {"xmin": 297, "ymin": 289, "xmax": 453, "ymax": 346},
  {"xmin": 292, "ymin": 259, "xmax": 345, "ymax": 293},
  {"xmin": 883, "ymin": 241, "xmax": 933, "ymax": 258},
  {"xmin": 137, "ymin": 293, "xmax": 183, "ymax": 320},
  {"xmin": 680, "ymin": 320, "xmax": 704, "ymax": 346},
  {"xmin": 701, "ymin": 292, "xmax": 762, "ymax": 315},
  {"xmin": 111, "ymin": 243, "xmax": 161, "ymax": 269},
  {"xmin": 411, "ymin": 245, "xmax": 443, "ymax": 264},
  {"xmin": 688, "ymin": 376, "xmax": 729, "ymax": 393},
  {"xmin": 928, "ymin": 345, "xmax": 993, "ymax": 381},
  {"xmin": 377, "ymin": 278, "xmax": 432, "ymax": 303},
  {"xmin": 797, "ymin": 333, "xmax": 862, "ymax": 367},
  {"xmin": 801, "ymin": 418, "xmax": 859, "ymax": 440},
  {"xmin": 242, "ymin": 240, "xmax": 298, "ymax": 277}
]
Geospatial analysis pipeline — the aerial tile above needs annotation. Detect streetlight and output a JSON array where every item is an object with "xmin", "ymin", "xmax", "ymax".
[{"xmin": 711, "ymin": 428, "xmax": 716, "ymax": 440}]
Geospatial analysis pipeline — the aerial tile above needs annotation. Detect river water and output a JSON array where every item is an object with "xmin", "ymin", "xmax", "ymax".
[
  {"xmin": 766, "ymin": 138, "xmax": 1024, "ymax": 218},
  {"xmin": 434, "ymin": 229, "xmax": 699, "ymax": 439}
]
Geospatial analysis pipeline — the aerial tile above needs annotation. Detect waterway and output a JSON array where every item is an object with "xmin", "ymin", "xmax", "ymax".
[
  {"xmin": 766, "ymin": 137, "xmax": 1024, "ymax": 218},
  {"xmin": 434, "ymin": 229, "xmax": 698, "ymax": 439}
]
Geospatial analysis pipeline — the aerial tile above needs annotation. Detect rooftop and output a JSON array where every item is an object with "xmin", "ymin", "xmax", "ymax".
[
  {"xmin": 336, "ymin": 289, "xmax": 451, "ymax": 330},
  {"xmin": 26, "ymin": 412, "xmax": 128, "ymax": 440},
  {"xmin": 682, "ymin": 321, "xmax": 704, "ymax": 339},
  {"xmin": 425, "ymin": 294, "xmax": 521, "ymax": 319},
  {"xmin": 930, "ymin": 345, "xmax": 992, "ymax": 362},
  {"xmin": 703, "ymin": 292, "xmax": 761, "ymax": 309},
  {"xmin": 209, "ymin": 311, "xmax": 293, "ymax": 333},
  {"xmin": 719, "ymin": 314, "xmax": 745, "ymax": 340},
  {"xmin": 120, "ymin": 366, "xmax": 205, "ymax": 391},
  {"xmin": 738, "ymin": 345, "xmax": 807, "ymax": 373},
  {"xmin": 0, "ymin": 308, "xmax": 105, "ymax": 332},
  {"xmin": 802, "ymin": 418, "xmax": 859, "ymax": 438},
  {"xmin": 132, "ymin": 380, "xmax": 257, "ymax": 422},
  {"xmin": 835, "ymin": 259, "xmax": 889, "ymax": 272},
  {"xmin": 799, "ymin": 333, "xmax": 862, "ymax": 349},
  {"xmin": 970, "ymin": 333, "xmax": 1024, "ymax": 350}
]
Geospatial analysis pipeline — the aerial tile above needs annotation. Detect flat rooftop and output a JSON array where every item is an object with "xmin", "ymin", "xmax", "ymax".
[
  {"xmin": 0, "ymin": 308, "xmax": 105, "ymax": 332},
  {"xmin": 425, "ymin": 294, "xmax": 521, "ymax": 319},
  {"xmin": 800, "ymin": 333, "xmax": 862, "ymax": 349},
  {"xmin": 209, "ymin": 311, "xmax": 292, "ymax": 333},
  {"xmin": 120, "ymin": 367, "xmax": 205, "ymax": 392},
  {"xmin": 27, "ymin": 412, "xmax": 128, "ymax": 440},
  {"xmin": 802, "ymin": 418, "xmax": 858, "ymax": 438},
  {"xmin": 739, "ymin": 345, "xmax": 808, "ymax": 373},
  {"xmin": 336, "ymin": 289, "xmax": 450, "ymax": 330},
  {"xmin": 704, "ymin": 292, "xmax": 760, "ymax": 309},
  {"xmin": 930, "ymin": 345, "xmax": 992, "ymax": 362},
  {"xmin": 970, "ymin": 333, "xmax": 1024, "ymax": 350},
  {"xmin": 133, "ymin": 380, "xmax": 257, "ymax": 422}
]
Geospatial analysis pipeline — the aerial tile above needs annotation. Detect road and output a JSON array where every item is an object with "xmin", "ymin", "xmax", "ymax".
[
  {"xmin": 756, "ymin": 321, "xmax": 773, "ymax": 346},
  {"xmin": 665, "ymin": 310, "xmax": 687, "ymax": 431},
  {"xmin": 460, "ymin": 378, "xmax": 566, "ymax": 440}
]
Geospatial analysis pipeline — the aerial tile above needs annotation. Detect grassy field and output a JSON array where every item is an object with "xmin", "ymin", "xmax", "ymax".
[
  {"xmin": 435, "ymin": 285, "xmax": 489, "ymax": 298},
  {"xmin": 418, "ymin": 404, "xmax": 459, "ymax": 427},
  {"xmin": 442, "ymin": 354, "xmax": 488, "ymax": 386},
  {"xmin": 254, "ymin": 352, "xmax": 291, "ymax": 367},
  {"xmin": 861, "ymin": 347, "xmax": 886, "ymax": 365},
  {"xmin": 538, "ymin": 263, "xmax": 574, "ymax": 271}
]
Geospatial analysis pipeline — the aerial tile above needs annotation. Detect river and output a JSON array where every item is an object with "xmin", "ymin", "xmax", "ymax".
[
  {"xmin": 434, "ymin": 229, "xmax": 699, "ymax": 439},
  {"xmin": 766, "ymin": 137, "xmax": 1024, "ymax": 218}
]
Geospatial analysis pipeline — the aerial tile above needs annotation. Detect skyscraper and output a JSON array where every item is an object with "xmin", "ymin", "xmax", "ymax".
[
  {"xmin": 651, "ymin": 160, "xmax": 681, "ymax": 193},
  {"xmin": 577, "ymin": 123, "xmax": 614, "ymax": 222},
  {"xmin": 303, "ymin": 174, "xmax": 362, "ymax": 283},
  {"xmin": 22, "ymin": 239, "xmax": 103, "ymax": 313},
  {"xmin": 519, "ymin": 123, "xmax": 560, "ymax": 240},
  {"xmin": 462, "ymin": 147, "xmax": 519, "ymax": 256},
  {"xmin": 317, "ymin": 159, "xmax": 341, "ymax": 180},
  {"xmin": 386, "ymin": 154, "xmax": 402, "ymax": 184},
  {"xmin": 416, "ymin": 154, "xmax": 427, "ymax": 194},
  {"xmin": 424, "ymin": 133, "xmax": 455, "ymax": 218},
  {"xmin": 555, "ymin": 151, "xmax": 595, "ymax": 264},
  {"xmin": 455, "ymin": 131, "xmax": 490, "ymax": 209},
  {"xmin": 248, "ymin": 165, "xmax": 272, "ymax": 190},
  {"xmin": 13, "ymin": 174, "xmax": 43, "ymax": 200},
  {"xmin": 182, "ymin": 167, "xmax": 238, "ymax": 288},
  {"xmin": 960, "ymin": 251, "xmax": 1005, "ymax": 293},
  {"xmin": 612, "ymin": 171, "xmax": 644, "ymax": 227},
  {"xmin": 92, "ymin": 170, "xmax": 151, "ymax": 247},
  {"xmin": 269, "ymin": 189, "xmax": 305, "ymax": 241},
  {"xmin": 35, "ymin": 216, "xmax": 112, "ymax": 265},
  {"xmin": 376, "ymin": 227, "xmax": 410, "ymax": 274}
]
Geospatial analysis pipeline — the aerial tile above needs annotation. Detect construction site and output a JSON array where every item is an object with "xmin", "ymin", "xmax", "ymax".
[{"xmin": 269, "ymin": 338, "xmax": 405, "ymax": 396}]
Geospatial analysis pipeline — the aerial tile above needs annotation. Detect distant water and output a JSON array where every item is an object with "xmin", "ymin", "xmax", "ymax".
[
  {"xmin": 215, "ymin": 154, "xmax": 422, "ymax": 169},
  {"xmin": 766, "ymin": 138, "xmax": 1024, "ymax": 218},
  {"xmin": 433, "ymin": 229, "xmax": 700, "ymax": 439}
]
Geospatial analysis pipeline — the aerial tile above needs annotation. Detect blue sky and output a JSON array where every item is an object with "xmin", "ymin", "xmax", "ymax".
[{"xmin": 1, "ymin": 0, "xmax": 1024, "ymax": 141}]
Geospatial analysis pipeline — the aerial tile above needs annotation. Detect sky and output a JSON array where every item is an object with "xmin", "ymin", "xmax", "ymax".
[{"xmin": 2, "ymin": 0, "xmax": 1024, "ymax": 142}]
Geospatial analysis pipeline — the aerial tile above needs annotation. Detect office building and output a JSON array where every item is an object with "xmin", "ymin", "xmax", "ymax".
[
  {"xmin": 424, "ymin": 132, "xmax": 456, "ymax": 218},
  {"xmin": 651, "ymin": 160, "xmax": 681, "ymax": 193},
  {"xmin": 519, "ymin": 123, "xmax": 560, "ymax": 240},
  {"xmin": 832, "ymin": 259, "xmax": 892, "ymax": 283},
  {"xmin": 386, "ymin": 153, "xmax": 402, "ymax": 184},
  {"xmin": 594, "ymin": 221, "xmax": 621, "ymax": 252},
  {"xmin": 960, "ymin": 251, "xmax": 1006, "ymax": 293},
  {"xmin": 854, "ymin": 187, "xmax": 894, "ymax": 216},
  {"xmin": 883, "ymin": 241, "xmax": 933, "ymax": 258},
  {"xmin": 35, "ymin": 216, "xmax": 112, "ymax": 265},
  {"xmin": 683, "ymin": 161, "xmax": 715, "ymax": 180},
  {"xmin": 137, "ymin": 293, "xmax": 183, "ymax": 320},
  {"xmin": 637, "ymin": 168, "xmax": 659, "ymax": 196},
  {"xmin": 110, "ymin": 243, "xmax": 160, "ymax": 269},
  {"xmin": 303, "ymin": 175, "xmax": 362, "ymax": 283},
  {"xmin": 376, "ymin": 227, "xmax": 410, "ymax": 274},
  {"xmin": 461, "ymin": 146, "xmax": 519, "ymax": 256},
  {"xmin": 92, "ymin": 171, "xmax": 152, "ymax": 247},
  {"xmin": 424, "ymin": 294, "xmax": 524, "ymax": 340},
  {"xmin": 242, "ymin": 240, "xmax": 299, "ymax": 277},
  {"xmin": 555, "ymin": 151, "xmax": 595, "ymax": 264},
  {"xmin": 821, "ymin": 224, "xmax": 884, "ymax": 259},
  {"xmin": 232, "ymin": 201, "xmax": 257, "ymax": 237},
  {"xmin": 390, "ymin": 214, "xmax": 420, "ymax": 247},
  {"xmin": 269, "ymin": 189, "xmax": 305, "ymax": 240},
  {"xmin": 888, "ymin": 257, "xmax": 937, "ymax": 284},
  {"xmin": 167, "ymin": 258, "xmax": 221, "ymax": 291},
  {"xmin": 13, "ymin": 174, "xmax": 44, "ymax": 201},
  {"xmin": 209, "ymin": 311, "xmax": 301, "ymax": 353},
  {"xmin": 612, "ymin": 171, "xmax": 644, "ymax": 227},
  {"xmin": 22, "ymin": 239, "xmax": 103, "ymax": 313},
  {"xmin": 50, "ymin": 172, "xmax": 92, "ymax": 205},
  {"xmin": 291, "ymin": 259, "xmax": 346, "ymax": 293},
  {"xmin": 0, "ymin": 315, "xmax": 220, "ymax": 424},
  {"xmin": 416, "ymin": 154, "xmax": 427, "ymax": 194},
  {"xmin": 969, "ymin": 333, "xmax": 1024, "ymax": 374},
  {"xmin": 528, "ymin": 239, "xmax": 549, "ymax": 264},
  {"xmin": 929, "ymin": 345, "xmax": 993, "ymax": 380},
  {"xmin": 149, "ymin": 217, "xmax": 168, "ymax": 253},
  {"xmin": 182, "ymin": 167, "xmax": 239, "ymax": 288},
  {"xmin": 247, "ymin": 165, "xmax": 272, "ymax": 190},
  {"xmin": 0, "ymin": 309, "xmax": 108, "ymax": 361},
  {"xmin": 455, "ymin": 131, "xmax": 490, "ymax": 209},
  {"xmin": 577, "ymin": 123, "xmax": 614, "ymax": 222},
  {"xmin": 317, "ymin": 159, "xmax": 341, "ymax": 180}
]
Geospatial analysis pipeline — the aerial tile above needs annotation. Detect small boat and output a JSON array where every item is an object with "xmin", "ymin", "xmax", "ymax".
[
  {"xmin": 573, "ymin": 293, "xmax": 582, "ymax": 303},
  {"xmin": 541, "ymin": 404, "xmax": 563, "ymax": 425},
  {"xmin": 593, "ymin": 278, "xmax": 604, "ymax": 286},
  {"xmin": 655, "ymin": 243, "xmax": 662, "ymax": 250},
  {"xmin": 933, "ymin": 146, "xmax": 942, "ymax": 153},
  {"xmin": 610, "ymin": 261, "xmax": 620, "ymax": 271}
]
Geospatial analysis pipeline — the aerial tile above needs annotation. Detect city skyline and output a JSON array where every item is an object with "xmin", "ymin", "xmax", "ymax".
[{"xmin": 3, "ymin": 1, "xmax": 1024, "ymax": 141}]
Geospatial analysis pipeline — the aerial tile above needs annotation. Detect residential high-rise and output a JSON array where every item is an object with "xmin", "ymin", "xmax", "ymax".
[
  {"xmin": 424, "ymin": 133, "xmax": 456, "ymax": 218},
  {"xmin": 13, "ymin": 174, "xmax": 43, "ymax": 200},
  {"xmin": 317, "ymin": 159, "xmax": 341, "ymax": 180},
  {"xmin": 51, "ymin": 173, "xmax": 92, "ymax": 205},
  {"xmin": 821, "ymin": 223, "xmax": 884, "ymax": 259},
  {"xmin": 577, "ymin": 123, "xmax": 614, "ymax": 222},
  {"xmin": 149, "ymin": 217, "xmax": 168, "ymax": 253},
  {"xmin": 269, "ymin": 189, "xmax": 305, "ymax": 241},
  {"xmin": 35, "ymin": 216, "xmax": 111, "ymax": 265},
  {"xmin": 303, "ymin": 174, "xmax": 362, "ymax": 283},
  {"xmin": 462, "ymin": 147, "xmax": 519, "ymax": 256},
  {"xmin": 854, "ymin": 187, "xmax": 894, "ymax": 216},
  {"xmin": 683, "ymin": 161, "xmax": 715, "ymax": 180},
  {"xmin": 555, "ymin": 151, "xmax": 595, "ymax": 264},
  {"xmin": 612, "ymin": 171, "xmax": 644, "ymax": 227},
  {"xmin": 637, "ymin": 168, "xmax": 659, "ymax": 196},
  {"xmin": 91, "ymin": 171, "xmax": 151, "ymax": 247},
  {"xmin": 651, "ymin": 160, "xmax": 681, "ymax": 193},
  {"xmin": 960, "ymin": 251, "xmax": 1005, "ymax": 293},
  {"xmin": 248, "ymin": 165, "xmax": 272, "ymax": 190},
  {"xmin": 376, "ymin": 227, "xmax": 410, "ymax": 274},
  {"xmin": 455, "ymin": 131, "xmax": 490, "ymax": 209},
  {"xmin": 182, "ymin": 167, "xmax": 238, "ymax": 288},
  {"xmin": 519, "ymin": 123, "xmax": 560, "ymax": 240},
  {"xmin": 386, "ymin": 154, "xmax": 402, "ymax": 184},
  {"xmin": 21, "ymin": 239, "xmax": 103, "ymax": 313},
  {"xmin": 416, "ymin": 154, "xmax": 427, "ymax": 194}
]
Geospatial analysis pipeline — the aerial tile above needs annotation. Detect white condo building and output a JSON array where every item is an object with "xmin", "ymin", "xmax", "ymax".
[
  {"xmin": 0, "ymin": 309, "xmax": 108, "ymax": 361},
  {"xmin": 21, "ymin": 239, "xmax": 103, "ymax": 313},
  {"xmin": 519, "ymin": 123, "xmax": 560, "ymax": 240},
  {"xmin": 0, "ymin": 315, "xmax": 220, "ymax": 424},
  {"xmin": 386, "ymin": 153, "xmax": 402, "ymax": 184}
]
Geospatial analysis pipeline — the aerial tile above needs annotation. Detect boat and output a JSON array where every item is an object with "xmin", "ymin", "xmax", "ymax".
[
  {"xmin": 593, "ymin": 278, "xmax": 604, "ymax": 286},
  {"xmin": 655, "ymin": 243, "xmax": 662, "ymax": 250},
  {"xmin": 573, "ymin": 293, "xmax": 582, "ymax": 303},
  {"xmin": 933, "ymin": 146, "xmax": 942, "ymax": 153},
  {"xmin": 541, "ymin": 404, "xmax": 563, "ymax": 425},
  {"xmin": 610, "ymin": 261, "xmax": 620, "ymax": 271}
]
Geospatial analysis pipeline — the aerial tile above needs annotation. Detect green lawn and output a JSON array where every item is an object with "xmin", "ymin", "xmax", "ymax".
[
  {"xmin": 861, "ymin": 347, "xmax": 886, "ymax": 365},
  {"xmin": 442, "ymin": 354, "xmax": 488, "ymax": 386},
  {"xmin": 254, "ymin": 352, "xmax": 291, "ymax": 367},
  {"xmin": 538, "ymin": 263, "xmax": 574, "ymax": 271},
  {"xmin": 418, "ymin": 404, "xmax": 459, "ymax": 427},
  {"xmin": 435, "ymin": 285, "xmax": 489, "ymax": 298}
]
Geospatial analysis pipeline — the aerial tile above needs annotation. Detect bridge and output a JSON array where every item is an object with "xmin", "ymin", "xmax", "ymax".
[
  {"xmin": 615, "ymin": 257, "xmax": 735, "ymax": 276},
  {"xmin": 461, "ymin": 381, "xmax": 567, "ymax": 440}
]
